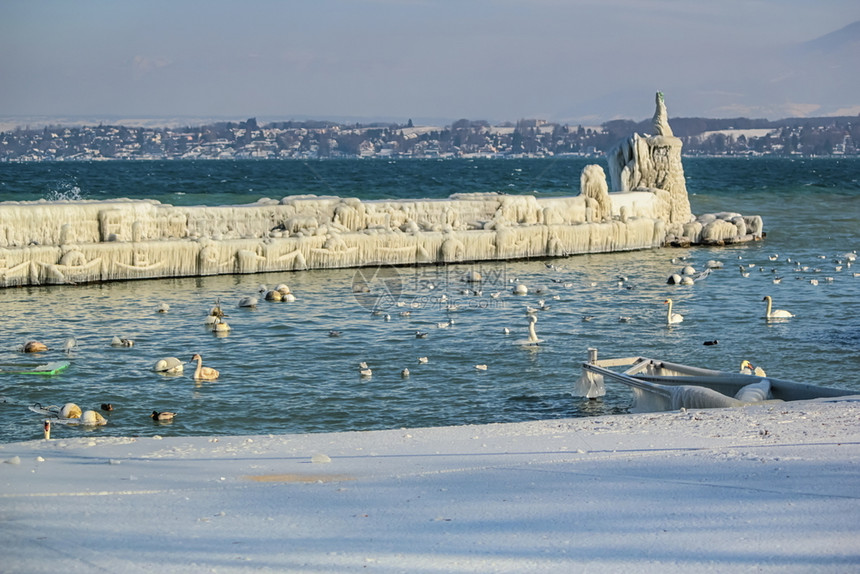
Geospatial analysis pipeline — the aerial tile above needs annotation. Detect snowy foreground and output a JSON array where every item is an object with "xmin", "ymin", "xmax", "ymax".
[{"xmin": 2, "ymin": 398, "xmax": 859, "ymax": 574}]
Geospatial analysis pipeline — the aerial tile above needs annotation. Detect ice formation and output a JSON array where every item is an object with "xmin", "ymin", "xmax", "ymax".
[{"xmin": 0, "ymin": 93, "xmax": 762, "ymax": 287}]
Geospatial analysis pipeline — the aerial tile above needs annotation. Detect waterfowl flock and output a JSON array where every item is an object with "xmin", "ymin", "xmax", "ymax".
[{"xmin": 7, "ymin": 243, "xmax": 857, "ymax": 442}]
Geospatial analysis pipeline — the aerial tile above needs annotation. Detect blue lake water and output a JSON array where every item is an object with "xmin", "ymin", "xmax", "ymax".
[{"xmin": 0, "ymin": 157, "xmax": 858, "ymax": 443}]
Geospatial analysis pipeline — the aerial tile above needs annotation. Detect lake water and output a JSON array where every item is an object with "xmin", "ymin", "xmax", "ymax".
[{"xmin": 0, "ymin": 157, "xmax": 858, "ymax": 443}]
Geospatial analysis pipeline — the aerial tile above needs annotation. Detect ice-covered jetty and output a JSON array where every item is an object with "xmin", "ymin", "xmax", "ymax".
[{"xmin": 0, "ymin": 93, "xmax": 761, "ymax": 287}]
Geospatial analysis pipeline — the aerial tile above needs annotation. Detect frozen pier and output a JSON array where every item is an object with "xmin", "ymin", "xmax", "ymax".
[{"xmin": 0, "ymin": 94, "xmax": 761, "ymax": 287}]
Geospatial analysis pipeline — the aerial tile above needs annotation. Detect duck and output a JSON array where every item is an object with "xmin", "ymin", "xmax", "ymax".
[
  {"xmin": 400, "ymin": 368, "xmax": 410, "ymax": 378},
  {"xmin": 157, "ymin": 303, "xmax": 170, "ymax": 313},
  {"xmin": 191, "ymin": 353, "xmax": 220, "ymax": 380},
  {"xmin": 100, "ymin": 403, "xmax": 114, "ymax": 412},
  {"xmin": 763, "ymin": 295, "xmax": 794, "ymax": 319},
  {"xmin": 417, "ymin": 356, "xmax": 429, "ymax": 364},
  {"xmin": 664, "ymin": 298, "xmax": 684, "ymax": 324},
  {"xmin": 475, "ymin": 364, "xmax": 488, "ymax": 371},
  {"xmin": 211, "ymin": 318, "xmax": 232, "ymax": 333},
  {"xmin": 151, "ymin": 411, "xmax": 176, "ymax": 421},
  {"xmin": 154, "ymin": 357, "xmax": 184, "ymax": 374},
  {"xmin": 23, "ymin": 340, "xmax": 48, "ymax": 353},
  {"xmin": 415, "ymin": 331, "xmax": 428, "ymax": 339},
  {"xmin": 328, "ymin": 330, "xmax": 342, "ymax": 337}
]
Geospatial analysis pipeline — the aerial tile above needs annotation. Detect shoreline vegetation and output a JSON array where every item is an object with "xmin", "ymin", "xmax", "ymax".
[{"xmin": 2, "ymin": 114, "xmax": 858, "ymax": 162}]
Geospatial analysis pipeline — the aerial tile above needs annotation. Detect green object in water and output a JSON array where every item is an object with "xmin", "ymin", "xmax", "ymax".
[{"xmin": 1, "ymin": 361, "xmax": 71, "ymax": 375}]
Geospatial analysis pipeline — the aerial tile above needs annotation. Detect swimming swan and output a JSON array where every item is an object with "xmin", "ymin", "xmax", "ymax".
[
  {"xmin": 740, "ymin": 360, "xmax": 767, "ymax": 377},
  {"xmin": 154, "ymin": 357, "xmax": 184, "ymax": 374},
  {"xmin": 515, "ymin": 314, "xmax": 543, "ymax": 346},
  {"xmin": 763, "ymin": 295, "xmax": 794, "ymax": 319},
  {"xmin": 191, "ymin": 353, "xmax": 220, "ymax": 380},
  {"xmin": 664, "ymin": 298, "xmax": 684, "ymax": 324}
]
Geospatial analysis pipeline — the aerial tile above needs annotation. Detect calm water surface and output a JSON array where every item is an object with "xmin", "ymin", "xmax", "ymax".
[{"xmin": 0, "ymin": 158, "xmax": 857, "ymax": 443}]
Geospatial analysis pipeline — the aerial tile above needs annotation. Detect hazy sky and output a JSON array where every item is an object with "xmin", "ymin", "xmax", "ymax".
[{"xmin": 2, "ymin": 0, "xmax": 858, "ymax": 125}]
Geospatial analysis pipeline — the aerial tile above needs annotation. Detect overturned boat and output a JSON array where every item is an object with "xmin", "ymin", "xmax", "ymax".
[{"xmin": 577, "ymin": 348, "xmax": 855, "ymax": 412}]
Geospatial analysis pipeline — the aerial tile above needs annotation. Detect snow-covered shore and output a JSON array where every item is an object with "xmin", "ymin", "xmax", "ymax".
[{"xmin": 2, "ymin": 398, "xmax": 859, "ymax": 573}]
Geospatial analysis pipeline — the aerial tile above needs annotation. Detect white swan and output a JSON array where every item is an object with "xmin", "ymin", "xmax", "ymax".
[
  {"xmin": 740, "ymin": 360, "xmax": 767, "ymax": 377},
  {"xmin": 515, "ymin": 314, "xmax": 543, "ymax": 346},
  {"xmin": 763, "ymin": 295, "xmax": 794, "ymax": 319},
  {"xmin": 60, "ymin": 403, "xmax": 82, "ymax": 419},
  {"xmin": 191, "ymin": 353, "xmax": 220, "ymax": 380},
  {"xmin": 238, "ymin": 296, "xmax": 258, "ymax": 308},
  {"xmin": 111, "ymin": 336, "xmax": 134, "ymax": 347},
  {"xmin": 664, "ymin": 298, "xmax": 684, "ymax": 324},
  {"xmin": 154, "ymin": 357, "xmax": 184, "ymax": 374}
]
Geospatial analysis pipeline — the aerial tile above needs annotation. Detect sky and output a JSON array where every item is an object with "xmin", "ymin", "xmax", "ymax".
[{"xmin": 2, "ymin": 0, "xmax": 859, "ymax": 126}]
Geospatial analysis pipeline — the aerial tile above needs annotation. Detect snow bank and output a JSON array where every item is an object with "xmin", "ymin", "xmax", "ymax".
[{"xmin": 1, "ymin": 397, "xmax": 858, "ymax": 573}]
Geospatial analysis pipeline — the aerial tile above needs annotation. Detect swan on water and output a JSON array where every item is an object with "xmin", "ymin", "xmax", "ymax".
[
  {"xmin": 238, "ymin": 296, "xmax": 258, "ymax": 308},
  {"xmin": 151, "ymin": 411, "xmax": 175, "ymax": 421},
  {"xmin": 664, "ymin": 298, "xmax": 684, "ymax": 324},
  {"xmin": 515, "ymin": 313, "xmax": 543, "ymax": 346},
  {"xmin": 763, "ymin": 295, "xmax": 794, "ymax": 319},
  {"xmin": 191, "ymin": 353, "xmax": 220, "ymax": 380},
  {"xmin": 79, "ymin": 410, "xmax": 107, "ymax": 426},
  {"xmin": 740, "ymin": 360, "xmax": 767, "ymax": 377},
  {"xmin": 209, "ymin": 300, "xmax": 226, "ymax": 318},
  {"xmin": 111, "ymin": 336, "xmax": 134, "ymax": 347},
  {"xmin": 154, "ymin": 357, "xmax": 184, "ymax": 374},
  {"xmin": 60, "ymin": 403, "xmax": 82, "ymax": 419}
]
